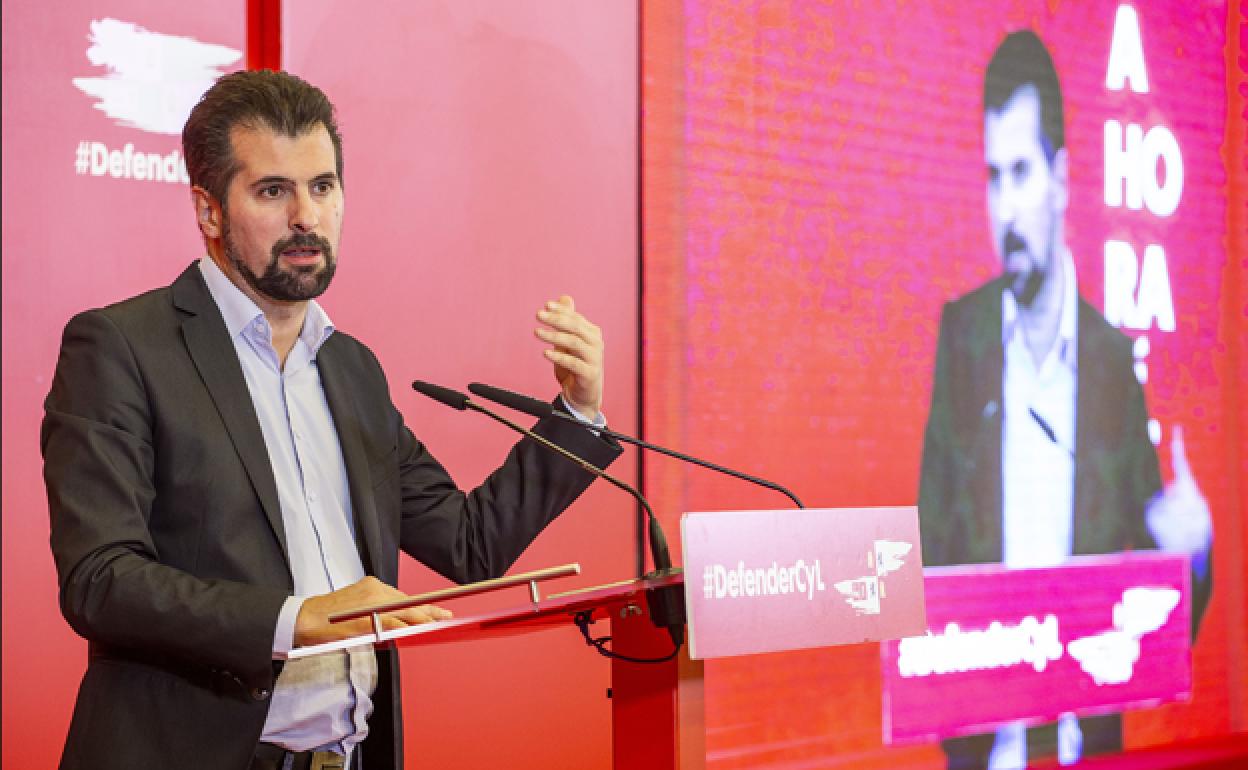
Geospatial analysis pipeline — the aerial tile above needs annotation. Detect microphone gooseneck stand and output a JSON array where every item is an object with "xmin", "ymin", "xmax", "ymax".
[{"xmin": 411, "ymin": 381, "xmax": 684, "ymax": 659}]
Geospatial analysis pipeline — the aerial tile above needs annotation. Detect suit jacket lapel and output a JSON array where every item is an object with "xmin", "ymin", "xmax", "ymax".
[
  {"xmin": 1072, "ymin": 299, "xmax": 1105, "ymax": 554},
  {"xmin": 317, "ymin": 337, "xmax": 384, "ymax": 577},
  {"xmin": 971, "ymin": 281, "xmax": 1005, "ymax": 561},
  {"xmin": 171, "ymin": 265, "xmax": 290, "ymax": 570}
]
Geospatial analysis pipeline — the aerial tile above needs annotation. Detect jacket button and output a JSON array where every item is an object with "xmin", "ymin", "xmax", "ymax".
[{"xmin": 251, "ymin": 687, "xmax": 271, "ymax": 701}]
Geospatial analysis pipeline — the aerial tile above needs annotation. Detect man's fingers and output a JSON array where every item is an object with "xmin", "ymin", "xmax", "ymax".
[
  {"xmin": 1148, "ymin": 426, "xmax": 1212, "ymax": 557},
  {"xmin": 296, "ymin": 579, "xmax": 452, "ymax": 646},
  {"xmin": 534, "ymin": 327, "xmax": 599, "ymax": 360},
  {"xmin": 1170, "ymin": 424, "xmax": 1193, "ymax": 482},
  {"xmin": 537, "ymin": 296, "xmax": 600, "ymax": 334},
  {"xmin": 537, "ymin": 313, "xmax": 601, "ymax": 349},
  {"xmin": 543, "ymin": 349, "xmax": 595, "ymax": 378},
  {"xmin": 532, "ymin": 294, "xmax": 604, "ymax": 418},
  {"xmin": 412, "ymin": 604, "xmax": 453, "ymax": 622},
  {"xmin": 384, "ymin": 604, "xmax": 452, "ymax": 629}
]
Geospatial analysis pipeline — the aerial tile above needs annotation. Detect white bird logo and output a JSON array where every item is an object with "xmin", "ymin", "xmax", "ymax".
[{"xmin": 1066, "ymin": 587, "xmax": 1180, "ymax": 685}]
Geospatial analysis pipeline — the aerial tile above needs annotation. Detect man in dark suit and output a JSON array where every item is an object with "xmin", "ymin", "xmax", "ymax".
[
  {"xmin": 917, "ymin": 30, "xmax": 1212, "ymax": 769},
  {"xmin": 43, "ymin": 70, "xmax": 620, "ymax": 770}
]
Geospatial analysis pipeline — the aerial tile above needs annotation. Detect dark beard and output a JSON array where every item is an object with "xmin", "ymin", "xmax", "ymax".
[
  {"xmin": 1003, "ymin": 229, "xmax": 1046, "ymax": 308},
  {"xmin": 224, "ymin": 220, "xmax": 337, "ymax": 302},
  {"xmin": 1007, "ymin": 267, "xmax": 1046, "ymax": 308}
]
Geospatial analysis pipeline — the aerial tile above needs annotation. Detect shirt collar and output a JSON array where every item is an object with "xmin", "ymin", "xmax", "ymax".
[
  {"xmin": 198, "ymin": 257, "xmax": 336, "ymax": 354},
  {"xmin": 1057, "ymin": 248, "xmax": 1077, "ymax": 356},
  {"xmin": 1001, "ymin": 248, "xmax": 1078, "ymax": 367}
]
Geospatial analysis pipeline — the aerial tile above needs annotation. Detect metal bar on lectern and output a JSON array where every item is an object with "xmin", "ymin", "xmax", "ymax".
[{"xmin": 328, "ymin": 563, "xmax": 581, "ymax": 623}]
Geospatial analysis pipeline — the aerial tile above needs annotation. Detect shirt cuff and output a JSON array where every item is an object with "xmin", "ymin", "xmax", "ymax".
[
  {"xmin": 558, "ymin": 394, "xmax": 606, "ymax": 430},
  {"xmin": 273, "ymin": 595, "xmax": 307, "ymax": 659}
]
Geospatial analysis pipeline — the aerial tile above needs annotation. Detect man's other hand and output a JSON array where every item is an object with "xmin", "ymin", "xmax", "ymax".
[
  {"xmin": 535, "ymin": 295, "xmax": 604, "ymax": 420},
  {"xmin": 1146, "ymin": 426, "xmax": 1213, "ymax": 574},
  {"xmin": 294, "ymin": 576, "xmax": 452, "ymax": 647}
]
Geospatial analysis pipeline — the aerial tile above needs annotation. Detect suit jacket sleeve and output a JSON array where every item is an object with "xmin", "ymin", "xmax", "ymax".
[
  {"xmin": 43, "ymin": 309, "xmax": 288, "ymax": 691},
  {"xmin": 297, "ymin": 331, "xmax": 622, "ymax": 589},
  {"xmin": 394, "ymin": 409, "xmax": 621, "ymax": 585}
]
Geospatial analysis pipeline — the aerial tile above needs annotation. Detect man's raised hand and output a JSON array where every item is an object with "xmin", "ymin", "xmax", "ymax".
[{"xmin": 535, "ymin": 295, "xmax": 604, "ymax": 420}]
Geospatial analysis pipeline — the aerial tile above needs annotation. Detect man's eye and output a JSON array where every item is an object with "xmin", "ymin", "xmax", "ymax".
[
  {"xmin": 313, "ymin": 180, "xmax": 334, "ymax": 195},
  {"xmin": 260, "ymin": 185, "xmax": 284, "ymax": 198}
]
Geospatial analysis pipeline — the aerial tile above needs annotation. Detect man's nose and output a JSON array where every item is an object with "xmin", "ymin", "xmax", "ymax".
[
  {"xmin": 999, "ymin": 177, "xmax": 1027, "ymax": 222},
  {"xmin": 289, "ymin": 189, "xmax": 320, "ymax": 232}
]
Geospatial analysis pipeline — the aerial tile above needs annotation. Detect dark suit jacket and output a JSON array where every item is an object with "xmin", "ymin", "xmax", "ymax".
[
  {"xmin": 918, "ymin": 278, "xmax": 1164, "ymax": 565},
  {"xmin": 916, "ymin": 277, "xmax": 1212, "ymax": 766},
  {"xmin": 42, "ymin": 263, "xmax": 620, "ymax": 770}
]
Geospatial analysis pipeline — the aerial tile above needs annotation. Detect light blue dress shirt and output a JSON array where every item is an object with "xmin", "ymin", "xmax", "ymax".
[
  {"xmin": 199, "ymin": 257, "xmax": 605, "ymax": 757},
  {"xmin": 991, "ymin": 249, "xmax": 1081, "ymax": 769},
  {"xmin": 199, "ymin": 258, "xmax": 373, "ymax": 756}
]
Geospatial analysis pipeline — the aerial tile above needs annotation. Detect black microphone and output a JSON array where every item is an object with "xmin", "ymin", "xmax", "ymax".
[
  {"xmin": 467, "ymin": 382, "xmax": 805, "ymax": 508},
  {"xmin": 415, "ymin": 380, "xmax": 664, "ymax": 562},
  {"xmin": 412, "ymin": 380, "xmax": 684, "ymax": 647},
  {"xmin": 413, "ymin": 382, "xmax": 655, "ymax": 539},
  {"xmin": 1029, "ymin": 407, "xmax": 1074, "ymax": 458},
  {"xmin": 412, "ymin": 380, "xmax": 471, "ymax": 410}
]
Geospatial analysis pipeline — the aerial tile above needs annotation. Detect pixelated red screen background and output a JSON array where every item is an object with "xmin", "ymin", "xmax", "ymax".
[{"xmin": 642, "ymin": 1, "xmax": 1244, "ymax": 767}]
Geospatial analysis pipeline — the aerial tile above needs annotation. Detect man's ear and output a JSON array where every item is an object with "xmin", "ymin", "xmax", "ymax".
[{"xmin": 192, "ymin": 186, "xmax": 223, "ymax": 239}]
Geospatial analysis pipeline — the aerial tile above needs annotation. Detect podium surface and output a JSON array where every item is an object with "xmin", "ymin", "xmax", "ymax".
[
  {"xmin": 287, "ymin": 506, "xmax": 928, "ymax": 769},
  {"xmin": 290, "ymin": 570, "xmax": 702, "ymax": 769}
]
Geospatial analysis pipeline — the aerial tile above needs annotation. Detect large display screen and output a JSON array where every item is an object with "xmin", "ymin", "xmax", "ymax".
[{"xmin": 642, "ymin": 1, "xmax": 1243, "ymax": 766}]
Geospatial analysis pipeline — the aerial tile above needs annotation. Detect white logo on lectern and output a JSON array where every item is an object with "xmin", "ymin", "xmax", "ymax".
[
  {"xmin": 1066, "ymin": 587, "xmax": 1180, "ymax": 685},
  {"xmin": 834, "ymin": 539, "xmax": 913, "ymax": 615}
]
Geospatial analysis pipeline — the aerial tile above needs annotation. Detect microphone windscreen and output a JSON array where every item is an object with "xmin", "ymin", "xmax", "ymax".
[
  {"xmin": 468, "ymin": 383, "xmax": 554, "ymax": 418},
  {"xmin": 412, "ymin": 380, "xmax": 469, "ymax": 410}
]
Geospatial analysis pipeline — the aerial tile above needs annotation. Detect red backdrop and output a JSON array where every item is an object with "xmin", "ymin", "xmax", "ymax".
[
  {"xmin": 2, "ymin": 4, "xmax": 246, "ymax": 765},
  {"xmin": 281, "ymin": 2, "xmax": 638, "ymax": 768},
  {"xmin": 2, "ymin": 2, "xmax": 636, "ymax": 768}
]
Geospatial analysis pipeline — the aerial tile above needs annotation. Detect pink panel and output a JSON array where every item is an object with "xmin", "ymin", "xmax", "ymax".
[
  {"xmin": 282, "ymin": 3, "xmax": 637, "ymax": 769},
  {"xmin": 683, "ymin": 507, "xmax": 926, "ymax": 660},
  {"xmin": 2, "ymin": 4, "xmax": 245, "ymax": 768},
  {"xmin": 882, "ymin": 554, "xmax": 1191, "ymax": 743}
]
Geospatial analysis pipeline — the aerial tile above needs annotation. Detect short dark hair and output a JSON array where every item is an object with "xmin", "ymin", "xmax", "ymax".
[
  {"xmin": 182, "ymin": 69, "xmax": 343, "ymax": 207},
  {"xmin": 983, "ymin": 30, "xmax": 1064, "ymax": 161}
]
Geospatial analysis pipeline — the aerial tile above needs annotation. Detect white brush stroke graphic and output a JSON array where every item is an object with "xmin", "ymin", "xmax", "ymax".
[
  {"xmin": 835, "ymin": 575, "xmax": 881, "ymax": 615},
  {"xmin": 72, "ymin": 18, "xmax": 241, "ymax": 136},
  {"xmin": 874, "ymin": 540, "xmax": 913, "ymax": 577},
  {"xmin": 1066, "ymin": 587, "xmax": 1180, "ymax": 685},
  {"xmin": 836, "ymin": 539, "xmax": 913, "ymax": 615}
]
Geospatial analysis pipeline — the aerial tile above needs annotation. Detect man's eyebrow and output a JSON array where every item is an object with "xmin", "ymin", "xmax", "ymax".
[
  {"xmin": 250, "ymin": 175, "xmax": 294, "ymax": 188},
  {"xmin": 249, "ymin": 172, "xmax": 339, "ymax": 188}
]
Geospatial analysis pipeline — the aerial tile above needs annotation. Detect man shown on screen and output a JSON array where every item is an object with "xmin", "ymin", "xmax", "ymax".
[{"xmin": 917, "ymin": 30, "xmax": 1212, "ymax": 769}]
